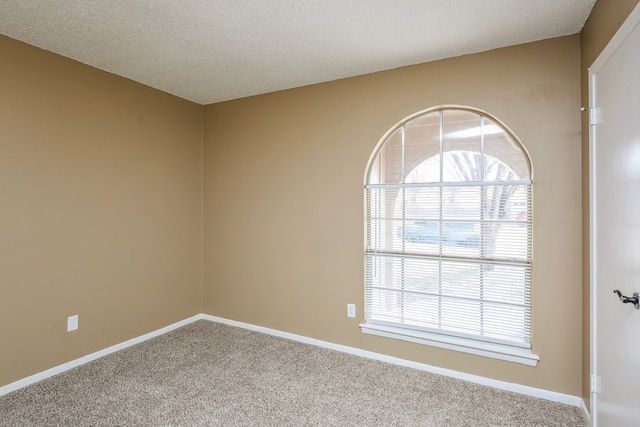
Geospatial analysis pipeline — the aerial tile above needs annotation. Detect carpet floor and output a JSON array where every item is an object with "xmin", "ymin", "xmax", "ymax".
[{"xmin": 0, "ymin": 320, "xmax": 588, "ymax": 426}]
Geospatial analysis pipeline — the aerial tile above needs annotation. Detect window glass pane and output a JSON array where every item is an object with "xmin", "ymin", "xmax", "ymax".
[
  {"xmin": 442, "ymin": 186, "xmax": 480, "ymax": 221},
  {"xmin": 393, "ymin": 187, "xmax": 441, "ymax": 256},
  {"xmin": 441, "ymin": 186, "xmax": 481, "ymax": 257},
  {"xmin": 370, "ymin": 127, "xmax": 404, "ymax": 184},
  {"xmin": 482, "ymin": 304, "xmax": 527, "ymax": 343},
  {"xmin": 401, "ymin": 186, "xmax": 441, "ymax": 220},
  {"xmin": 441, "ymin": 261, "xmax": 480, "ymax": 300},
  {"xmin": 485, "ymin": 153, "xmax": 520, "ymax": 182},
  {"xmin": 442, "ymin": 110, "xmax": 482, "ymax": 182},
  {"xmin": 490, "ymin": 223, "xmax": 529, "ymax": 260},
  {"xmin": 440, "ymin": 297, "xmax": 482, "ymax": 335},
  {"xmin": 480, "ymin": 184, "xmax": 530, "ymax": 259},
  {"xmin": 484, "ymin": 118, "xmax": 530, "ymax": 180},
  {"xmin": 366, "ymin": 188, "xmax": 398, "ymax": 252},
  {"xmin": 443, "ymin": 151, "xmax": 482, "ymax": 182},
  {"xmin": 509, "ymin": 185, "xmax": 530, "ymax": 226},
  {"xmin": 482, "ymin": 264, "xmax": 529, "ymax": 306},
  {"xmin": 405, "ymin": 155, "xmax": 440, "ymax": 184},
  {"xmin": 403, "ymin": 112, "xmax": 440, "ymax": 183}
]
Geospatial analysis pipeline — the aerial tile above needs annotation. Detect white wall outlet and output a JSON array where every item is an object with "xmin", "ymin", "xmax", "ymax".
[
  {"xmin": 67, "ymin": 315, "xmax": 78, "ymax": 332},
  {"xmin": 347, "ymin": 303, "xmax": 356, "ymax": 318}
]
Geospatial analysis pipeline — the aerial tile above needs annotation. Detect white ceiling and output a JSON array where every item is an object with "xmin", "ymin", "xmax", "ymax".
[{"xmin": 0, "ymin": 1, "xmax": 596, "ymax": 105}]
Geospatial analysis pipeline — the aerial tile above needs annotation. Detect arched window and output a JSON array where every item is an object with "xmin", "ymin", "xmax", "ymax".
[{"xmin": 362, "ymin": 106, "xmax": 538, "ymax": 366}]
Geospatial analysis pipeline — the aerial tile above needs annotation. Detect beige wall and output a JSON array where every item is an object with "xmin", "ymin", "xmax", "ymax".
[
  {"xmin": 0, "ymin": 36, "xmax": 203, "ymax": 387},
  {"xmin": 579, "ymin": 0, "xmax": 640, "ymax": 409},
  {"xmin": 203, "ymin": 36, "xmax": 583, "ymax": 395}
]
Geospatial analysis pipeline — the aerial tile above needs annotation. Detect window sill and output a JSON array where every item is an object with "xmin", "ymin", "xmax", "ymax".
[{"xmin": 360, "ymin": 321, "xmax": 539, "ymax": 366}]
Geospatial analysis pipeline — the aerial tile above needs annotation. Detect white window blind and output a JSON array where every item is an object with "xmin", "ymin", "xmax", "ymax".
[{"xmin": 362, "ymin": 107, "xmax": 536, "ymax": 364}]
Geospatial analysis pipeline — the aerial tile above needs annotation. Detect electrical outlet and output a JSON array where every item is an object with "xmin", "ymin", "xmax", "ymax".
[
  {"xmin": 67, "ymin": 315, "xmax": 78, "ymax": 332},
  {"xmin": 347, "ymin": 304, "xmax": 356, "ymax": 318}
]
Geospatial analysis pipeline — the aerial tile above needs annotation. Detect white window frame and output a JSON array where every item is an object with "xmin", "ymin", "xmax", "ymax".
[{"xmin": 361, "ymin": 106, "xmax": 539, "ymax": 366}]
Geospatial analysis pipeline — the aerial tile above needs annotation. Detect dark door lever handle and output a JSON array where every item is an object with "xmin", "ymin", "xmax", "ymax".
[{"xmin": 613, "ymin": 290, "xmax": 640, "ymax": 309}]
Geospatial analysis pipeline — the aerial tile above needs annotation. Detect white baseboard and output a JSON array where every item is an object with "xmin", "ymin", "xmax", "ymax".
[
  {"xmin": 202, "ymin": 314, "xmax": 586, "ymax": 409},
  {"xmin": 0, "ymin": 314, "xmax": 204, "ymax": 397},
  {"xmin": 1, "ymin": 312, "xmax": 587, "ymax": 413}
]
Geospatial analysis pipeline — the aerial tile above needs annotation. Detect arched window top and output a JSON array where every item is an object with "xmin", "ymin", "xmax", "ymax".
[{"xmin": 366, "ymin": 106, "xmax": 532, "ymax": 185}]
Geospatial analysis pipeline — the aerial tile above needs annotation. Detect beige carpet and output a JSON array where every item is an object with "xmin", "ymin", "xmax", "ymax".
[{"xmin": 0, "ymin": 320, "xmax": 587, "ymax": 426}]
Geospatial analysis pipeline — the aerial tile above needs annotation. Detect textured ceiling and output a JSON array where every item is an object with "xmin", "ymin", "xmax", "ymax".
[{"xmin": 0, "ymin": 0, "xmax": 596, "ymax": 105}]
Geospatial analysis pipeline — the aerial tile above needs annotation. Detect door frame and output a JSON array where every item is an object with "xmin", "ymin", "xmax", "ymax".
[{"xmin": 589, "ymin": 3, "xmax": 640, "ymax": 425}]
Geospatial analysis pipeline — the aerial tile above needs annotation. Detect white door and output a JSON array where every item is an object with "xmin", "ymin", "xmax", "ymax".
[{"xmin": 590, "ymin": 4, "xmax": 640, "ymax": 426}]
